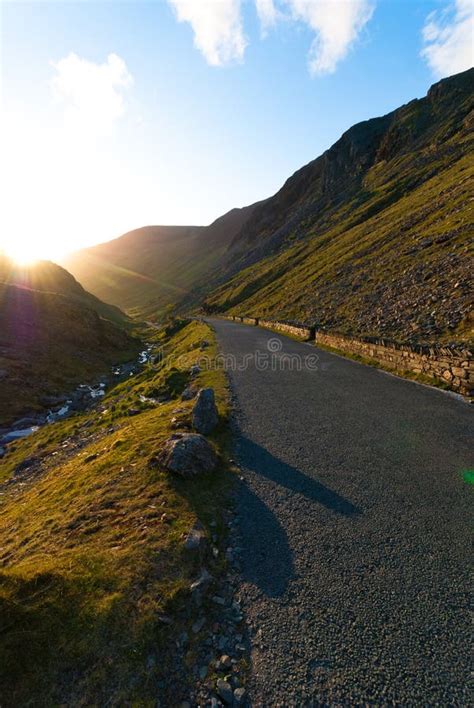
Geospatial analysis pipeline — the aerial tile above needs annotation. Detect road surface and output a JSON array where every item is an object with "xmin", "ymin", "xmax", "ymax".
[{"xmin": 209, "ymin": 318, "xmax": 473, "ymax": 706}]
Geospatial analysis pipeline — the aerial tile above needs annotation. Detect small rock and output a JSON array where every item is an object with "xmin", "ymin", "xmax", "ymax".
[
  {"xmin": 185, "ymin": 521, "xmax": 207, "ymax": 551},
  {"xmin": 191, "ymin": 568, "xmax": 212, "ymax": 592},
  {"xmin": 158, "ymin": 615, "xmax": 173, "ymax": 625},
  {"xmin": 234, "ymin": 687, "xmax": 247, "ymax": 705},
  {"xmin": 84, "ymin": 453, "xmax": 98, "ymax": 463},
  {"xmin": 128, "ymin": 408, "xmax": 141, "ymax": 416},
  {"xmin": 192, "ymin": 388, "xmax": 219, "ymax": 435},
  {"xmin": 216, "ymin": 679, "xmax": 233, "ymax": 705},
  {"xmin": 219, "ymin": 655, "xmax": 232, "ymax": 669},
  {"xmin": 0, "ymin": 447, "xmax": 5, "ymax": 459},
  {"xmin": 157, "ymin": 433, "xmax": 218, "ymax": 477},
  {"xmin": 199, "ymin": 665, "xmax": 208, "ymax": 680},
  {"xmin": 192, "ymin": 615, "xmax": 206, "ymax": 633},
  {"xmin": 181, "ymin": 386, "xmax": 197, "ymax": 401},
  {"xmin": 190, "ymin": 364, "xmax": 201, "ymax": 377}
]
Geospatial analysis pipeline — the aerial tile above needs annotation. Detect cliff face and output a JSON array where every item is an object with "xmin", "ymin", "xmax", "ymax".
[
  {"xmin": 226, "ymin": 68, "xmax": 473, "ymax": 271},
  {"xmin": 204, "ymin": 69, "xmax": 473, "ymax": 343}
]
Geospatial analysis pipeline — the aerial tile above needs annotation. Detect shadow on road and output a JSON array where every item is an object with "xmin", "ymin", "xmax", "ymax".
[
  {"xmin": 236, "ymin": 479, "xmax": 296, "ymax": 598},
  {"xmin": 235, "ymin": 438, "xmax": 361, "ymax": 598},
  {"xmin": 239, "ymin": 437, "xmax": 361, "ymax": 516}
]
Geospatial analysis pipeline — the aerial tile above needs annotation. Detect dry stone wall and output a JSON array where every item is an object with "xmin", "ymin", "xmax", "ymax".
[
  {"xmin": 225, "ymin": 315, "xmax": 472, "ymax": 396},
  {"xmin": 258, "ymin": 319, "xmax": 315, "ymax": 340},
  {"xmin": 316, "ymin": 331, "xmax": 473, "ymax": 397}
]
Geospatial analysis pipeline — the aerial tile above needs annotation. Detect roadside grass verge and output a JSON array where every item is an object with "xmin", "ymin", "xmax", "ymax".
[{"xmin": 0, "ymin": 319, "xmax": 231, "ymax": 705}]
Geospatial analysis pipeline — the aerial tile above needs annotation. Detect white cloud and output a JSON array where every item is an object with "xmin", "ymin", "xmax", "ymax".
[
  {"xmin": 286, "ymin": 0, "xmax": 374, "ymax": 75},
  {"xmin": 50, "ymin": 52, "xmax": 133, "ymax": 136},
  {"xmin": 167, "ymin": 0, "xmax": 374, "ymax": 74},
  {"xmin": 255, "ymin": 0, "xmax": 279, "ymax": 31},
  {"xmin": 168, "ymin": 0, "xmax": 247, "ymax": 65},
  {"xmin": 421, "ymin": 0, "xmax": 474, "ymax": 78}
]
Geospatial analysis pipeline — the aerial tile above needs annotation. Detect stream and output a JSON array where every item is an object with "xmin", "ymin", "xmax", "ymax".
[{"xmin": 0, "ymin": 345, "xmax": 154, "ymax": 451}]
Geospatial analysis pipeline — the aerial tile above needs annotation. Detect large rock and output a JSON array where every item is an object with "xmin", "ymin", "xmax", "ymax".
[
  {"xmin": 157, "ymin": 433, "xmax": 218, "ymax": 477},
  {"xmin": 192, "ymin": 388, "xmax": 218, "ymax": 435}
]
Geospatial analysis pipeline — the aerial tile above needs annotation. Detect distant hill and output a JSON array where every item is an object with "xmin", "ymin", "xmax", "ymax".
[
  {"xmin": 0, "ymin": 258, "xmax": 141, "ymax": 424},
  {"xmin": 0, "ymin": 257, "xmax": 131, "ymax": 327},
  {"xmin": 63, "ymin": 203, "xmax": 260, "ymax": 318},
  {"xmin": 204, "ymin": 68, "xmax": 473, "ymax": 342}
]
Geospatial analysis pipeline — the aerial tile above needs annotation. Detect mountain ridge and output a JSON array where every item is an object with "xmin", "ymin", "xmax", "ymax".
[{"xmin": 64, "ymin": 68, "xmax": 473, "ymax": 342}]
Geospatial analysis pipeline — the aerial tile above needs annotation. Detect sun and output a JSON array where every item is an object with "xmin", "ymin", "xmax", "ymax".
[{"xmin": 1, "ymin": 238, "xmax": 68, "ymax": 266}]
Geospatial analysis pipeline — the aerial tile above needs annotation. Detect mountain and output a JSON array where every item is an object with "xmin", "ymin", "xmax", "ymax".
[
  {"xmin": 63, "ymin": 203, "xmax": 260, "ymax": 318},
  {"xmin": 64, "ymin": 69, "xmax": 472, "ymax": 343},
  {"xmin": 204, "ymin": 68, "xmax": 473, "ymax": 342},
  {"xmin": 0, "ymin": 258, "xmax": 141, "ymax": 424},
  {"xmin": 0, "ymin": 257, "xmax": 131, "ymax": 326}
]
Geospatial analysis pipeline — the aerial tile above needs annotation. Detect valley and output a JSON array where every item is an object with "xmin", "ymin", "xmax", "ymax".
[{"xmin": 0, "ymin": 66, "xmax": 472, "ymax": 706}]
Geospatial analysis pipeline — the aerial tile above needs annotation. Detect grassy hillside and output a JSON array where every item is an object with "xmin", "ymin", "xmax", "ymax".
[
  {"xmin": 0, "ymin": 257, "xmax": 131, "ymax": 327},
  {"xmin": 204, "ymin": 69, "xmax": 473, "ymax": 343},
  {"xmin": 62, "ymin": 70, "xmax": 472, "ymax": 342},
  {"xmin": 0, "ymin": 258, "xmax": 141, "ymax": 424},
  {"xmin": 0, "ymin": 320, "xmax": 231, "ymax": 704},
  {"xmin": 63, "ymin": 204, "xmax": 259, "ymax": 318}
]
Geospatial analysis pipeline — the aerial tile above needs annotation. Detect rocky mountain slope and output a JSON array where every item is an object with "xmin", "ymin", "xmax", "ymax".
[
  {"xmin": 63, "ymin": 69, "xmax": 472, "ymax": 343},
  {"xmin": 204, "ymin": 68, "xmax": 473, "ymax": 342},
  {"xmin": 63, "ymin": 203, "xmax": 260, "ymax": 318},
  {"xmin": 0, "ymin": 258, "xmax": 141, "ymax": 424}
]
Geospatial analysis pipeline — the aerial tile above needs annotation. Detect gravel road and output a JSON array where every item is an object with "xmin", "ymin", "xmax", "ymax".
[{"xmin": 209, "ymin": 318, "xmax": 473, "ymax": 706}]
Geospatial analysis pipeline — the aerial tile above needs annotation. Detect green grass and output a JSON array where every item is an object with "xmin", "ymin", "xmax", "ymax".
[
  {"xmin": 0, "ymin": 282, "xmax": 142, "ymax": 425},
  {"xmin": 205, "ymin": 152, "xmax": 473, "ymax": 343},
  {"xmin": 0, "ymin": 319, "xmax": 232, "ymax": 705}
]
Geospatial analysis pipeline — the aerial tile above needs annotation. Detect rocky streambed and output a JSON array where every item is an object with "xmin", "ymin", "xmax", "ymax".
[{"xmin": 0, "ymin": 345, "xmax": 154, "ymax": 456}]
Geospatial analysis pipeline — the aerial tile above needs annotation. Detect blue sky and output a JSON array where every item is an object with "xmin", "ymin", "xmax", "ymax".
[{"xmin": 1, "ymin": 0, "xmax": 472, "ymax": 261}]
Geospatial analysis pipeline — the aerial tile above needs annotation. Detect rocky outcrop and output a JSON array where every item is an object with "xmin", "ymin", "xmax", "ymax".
[{"xmin": 157, "ymin": 433, "xmax": 218, "ymax": 477}]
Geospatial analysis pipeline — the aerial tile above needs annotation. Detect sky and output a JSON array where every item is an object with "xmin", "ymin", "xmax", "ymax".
[{"xmin": 0, "ymin": 0, "xmax": 472, "ymax": 263}]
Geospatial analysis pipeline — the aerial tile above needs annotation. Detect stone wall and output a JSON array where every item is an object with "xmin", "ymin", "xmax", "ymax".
[
  {"xmin": 258, "ymin": 319, "xmax": 315, "ymax": 340},
  {"xmin": 316, "ymin": 330, "xmax": 473, "ymax": 397},
  {"xmin": 223, "ymin": 315, "xmax": 472, "ymax": 396},
  {"xmin": 221, "ymin": 314, "xmax": 472, "ymax": 396}
]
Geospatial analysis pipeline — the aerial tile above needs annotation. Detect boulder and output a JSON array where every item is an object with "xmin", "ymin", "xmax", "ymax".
[
  {"xmin": 157, "ymin": 433, "xmax": 218, "ymax": 477},
  {"xmin": 192, "ymin": 388, "xmax": 218, "ymax": 435}
]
